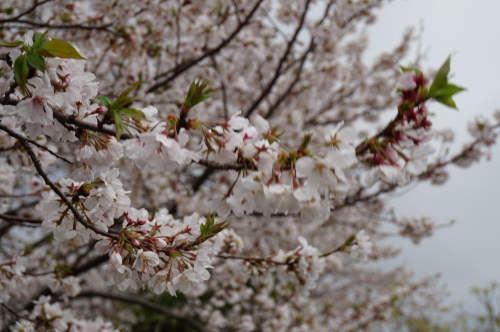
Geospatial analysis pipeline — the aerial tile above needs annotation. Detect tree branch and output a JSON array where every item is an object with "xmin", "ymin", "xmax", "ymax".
[
  {"xmin": 0, "ymin": 0, "xmax": 52, "ymax": 24},
  {"xmin": 76, "ymin": 291, "xmax": 208, "ymax": 332},
  {"xmin": 265, "ymin": 39, "xmax": 314, "ymax": 119},
  {"xmin": 0, "ymin": 123, "xmax": 118, "ymax": 240},
  {"xmin": 22, "ymin": 254, "xmax": 109, "ymax": 313},
  {"xmin": 24, "ymin": 136, "xmax": 73, "ymax": 164},
  {"xmin": 147, "ymin": 0, "xmax": 264, "ymax": 94},
  {"xmin": 243, "ymin": 0, "xmax": 311, "ymax": 118}
]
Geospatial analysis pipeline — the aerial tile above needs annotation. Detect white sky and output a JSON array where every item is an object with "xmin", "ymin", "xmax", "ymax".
[{"xmin": 366, "ymin": 0, "xmax": 500, "ymax": 315}]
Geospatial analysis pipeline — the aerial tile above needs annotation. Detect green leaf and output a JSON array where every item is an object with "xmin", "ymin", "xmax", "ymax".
[
  {"xmin": 426, "ymin": 57, "xmax": 465, "ymax": 110},
  {"xmin": 112, "ymin": 81, "xmax": 142, "ymax": 110},
  {"xmin": 94, "ymin": 96, "xmax": 111, "ymax": 109},
  {"xmin": 26, "ymin": 54, "xmax": 45, "ymax": 73},
  {"xmin": 113, "ymin": 111, "xmax": 125, "ymax": 139},
  {"xmin": 200, "ymin": 213, "xmax": 229, "ymax": 241},
  {"xmin": 399, "ymin": 65, "xmax": 421, "ymax": 75},
  {"xmin": 120, "ymin": 108, "xmax": 146, "ymax": 121},
  {"xmin": 430, "ymin": 83, "xmax": 465, "ymax": 98},
  {"xmin": 32, "ymin": 31, "xmax": 49, "ymax": 50},
  {"xmin": 433, "ymin": 95, "xmax": 458, "ymax": 109},
  {"xmin": 0, "ymin": 40, "xmax": 23, "ymax": 48},
  {"xmin": 35, "ymin": 48, "xmax": 53, "ymax": 58},
  {"xmin": 429, "ymin": 57, "xmax": 451, "ymax": 95},
  {"xmin": 13, "ymin": 54, "xmax": 29, "ymax": 95},
  {"xmin": 41, "ymin": 39, "xmax": 86, "ymax": 59},
  {"xmin": 184, "ymin": 78, "xmax": 212, "ymax": 109}
]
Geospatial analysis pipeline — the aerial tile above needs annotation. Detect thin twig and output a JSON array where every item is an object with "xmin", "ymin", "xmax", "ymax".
[
  {"xmin": 0, "ymin": 123, "xmax": 117, "ymax": 240},
  {"xmin": 1, "ymin": 303, "xmax": 34, "ymax": 323},
  {"xmin": 147, "ymin": 0, "xmax": 264, "ymax": 93},
  {"xmin": 0, "ymin": 0, "xmax": 52, "ymax": 24},
  {"xmin": 265, "ymin": 39, "xmax": 314, "ymax": 119},
  {"xmin": 243, "ymin": 0, "xmax": 311, "ymax": 118},
  {"xmin": 24, "ymin": 137, "xmax": 73, "ymax": 164}
]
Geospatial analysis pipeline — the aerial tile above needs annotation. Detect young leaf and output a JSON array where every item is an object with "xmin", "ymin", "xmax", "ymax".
[
  {"xmin": 429, "ymin": 57, "xmax": 451, "ymax": 95},
  {"xmin": 32, "ymin": 31, "xmax": 49, "ymax": 50},
  {"xmin": 113, "ymin": 111, "xmax": 125, "ymax": 139},
  {"xmin": 184, "ymin": 79, "xmax": 212, "ymax": 109},
  {"xmin": 94, "ymin": 96, "xmax": 111, "ymax": 109},
  {"xmin": 112, "ymin": 81, "xmax": 142, "ymax": 109},
  {"xmin": 26, "ymin": 54, "xmax": 46, "ymax": 73},
  {"xmin": 13, "ymin": 54, "xmax": 29, "ymax": 95},
  {"xmin": 426, "ymin": 58, "xmax": 465, "ymax": 110},
  {"xmin": 0, "ymin": 40, "xmax": 24, "ymax": 48},
  {"xmin": 430, "ymin": 83, "xmax": 465, "ymax": 98},
  {"xmin": 120, "ymin": 108, "xmax": 146, "ymax": 121},
  {"xmin": 399, "ymin": 65, "xmax": 421, "ymax": 75},
  {"xmin": 199, "ymin": 213, "xmax": 229, "ymax": 241},
  {"xmin": 41, "ymin": 39, "xmax": 86, "ymax": 59},
  {"xmin": 433, "ymin": 95, "xmax": 458, "ymax": 109}
]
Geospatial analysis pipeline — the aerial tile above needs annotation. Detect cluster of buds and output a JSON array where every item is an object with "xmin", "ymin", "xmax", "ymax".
[{"xmin": 95, "ymin": 209, "xmax": 227, "ymax": 296}]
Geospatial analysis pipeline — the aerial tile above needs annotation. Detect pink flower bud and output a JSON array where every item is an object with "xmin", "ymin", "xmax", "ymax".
[
  {"xmin": 398, "ymin": 72, "xmax": 417, "ymax": 90},
  {"xmin": 155, "ymin": 238, "xmax": 167, "ymax": 248}
]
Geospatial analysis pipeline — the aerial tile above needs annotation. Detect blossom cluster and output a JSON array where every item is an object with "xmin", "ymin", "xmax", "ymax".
[
  {"xmin": 213, "ymin": 114, "xmax": 358, "ymax": 223},
  {"xmin": 41, "ymin": 169, "xmax": 130, "ymax": 242},
  {"xmin": 95, "ymin": 209, "xmax": 216, "ymax": 296},
  {"xmin": 0, "ymin": 1, "xmax": 486, "ymax": 328},
  {"xmin": 362, "ymin": 71, "xmax": 436, "ymax": 187},
  {"xmin": 11, "ymin": 296, "xmax": 118, "ymax": 332}
]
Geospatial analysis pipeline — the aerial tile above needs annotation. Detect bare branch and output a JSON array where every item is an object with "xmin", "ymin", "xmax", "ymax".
[
  {"xmin": 243, "ymin": 0, "xmax": 312, "ymax": 118},
  {"xmin": 265, "ymin": 39, "xmax": 314, "ymax": 119},
  {"xmin": 1, "ymin": 21, "xmax": 118, "ymax": 36},
  {"xmin": 147, "ymin": 0, "xmax": 264, "ymax": 93},
  {"xmin": 0, "ymin": 0, "xmax": 52, "ymax": 24}
]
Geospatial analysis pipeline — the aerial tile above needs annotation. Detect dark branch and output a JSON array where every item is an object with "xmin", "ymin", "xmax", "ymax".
[
  {"xmin": 2, "ymin": 21, "xmax": 118, "ymax": 35},
  {"xmin": 265, "ymin": 39, "xmax": 314, "ymax": 119},
  {"xmin": 24, "ymin": 136, "xmax": 73, "ymax": 164},
  {"xmin": 0, "ymin": 123, "xmax": 118, "ymax": 240},
  {"xmin": 0, "ymin": 0, "xmax": 52, "ymax": 24},
  {"xmin": 77, "ymin": 291, "xmax": 208, "ymax": 332},
  {"xmin": 147, "ymin": 0, "xmax": 264, "ymax": 93},
  {"xmin": 243, "ymin": 0, "xmax": 311, "ymax": 118}
]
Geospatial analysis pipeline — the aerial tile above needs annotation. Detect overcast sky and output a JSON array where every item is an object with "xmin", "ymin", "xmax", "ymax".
[{"xmin": 365, "ymin": 0, "xmax": 500, "ymax": 315}]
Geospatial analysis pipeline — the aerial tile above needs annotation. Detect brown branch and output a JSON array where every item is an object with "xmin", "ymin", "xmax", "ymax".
[
  {"xmin": 265, "ymin": 39, "xmax": 314, "ymax": 119},
  {"xmin": 2, "ymin": 21, "xmax": 118, "ymax": 36},
  {"xmin": 70, "ymin": 253, "xmax": 109, "ymax": 275},
  {"xmin": 0, "ymin": 192, "xmax": 41, "ymax": 198},
  {"xmin": 243, "ymin": 0, "xmax": 311, "ymax": 118},
  {"xmin": 217, "ymin": 241, "xmax": 344, "ymax": 264},
  {"xmin": 0, "ymin": 53, "xmax": 12, "ymax": 68},
  {"xmin": 217, "ymin": 254, "xmax": 288, "ymax": 265},
  {"xmin": 52, "ymin": 112, "xmax": 132, "ymax": 139},
  {"xmin": 0, "ymin": 214, "xmax": 42, "ymax": 224},
  {"xmin": 1, "ymin": 303, "xmax": 34, "ymax": 323},
  {"xmin": 338, "ymin": 129, "xmax": 499, "ymax": 209},
  {"xmin": 316, "ymin": 0, "xmax": 335, "ymax": 26},
  {"xmin": 22, "ymin": 254, "xmax": 109, "ymax": 313},
  {"xmin": 24, "ymin": 136, "xmax": 73, "ymax": 164},
  {"xmin": 1, "ymin": 81, "xmax": 18, "ymax": 106},
  {"xmin": 0, "ymin": 123, "xmax": 117, "ymax": 240},
  {"xmin": 0, "ymin": 0, "xmax": 52, "ymax": 24},
  {"xmin": 76, "ymin": 291, "xmax": 208, "ymax": 332},
  {"xmin": 354, "ymin": 113, "xmax": 400, "ymax": 156},
  {"xmin": 147, "ymin": 0, "xmax": 264, "ymax": 93}
]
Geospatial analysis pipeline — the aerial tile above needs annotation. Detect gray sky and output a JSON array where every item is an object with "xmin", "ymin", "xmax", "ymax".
[{"xmin": 366, "ymin": 0, "xmax": 500, "ymax": 315}]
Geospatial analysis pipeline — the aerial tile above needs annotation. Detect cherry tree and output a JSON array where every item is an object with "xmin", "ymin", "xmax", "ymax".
[{"xmin": 0, "ymin": 0, "xmax": 496, "ymax": 331}]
